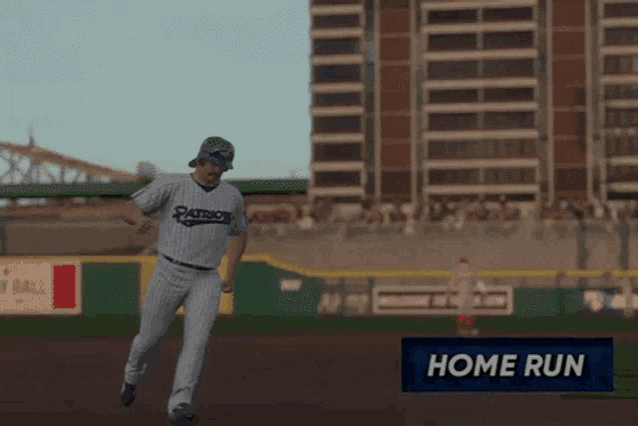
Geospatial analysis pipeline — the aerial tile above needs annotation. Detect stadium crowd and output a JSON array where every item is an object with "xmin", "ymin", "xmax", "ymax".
[{"xmin": 245, "ymin": 194, "xmax": 638, "ymax": 239}]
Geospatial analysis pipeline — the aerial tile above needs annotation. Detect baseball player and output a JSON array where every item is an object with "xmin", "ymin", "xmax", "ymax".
[
  {"xmin": 447, "ymin": 257, "xmax": 484, "ymax": 337},
  {"xmin": 118, "ymin": 136, "xmax": 248, "ymax": 425}
]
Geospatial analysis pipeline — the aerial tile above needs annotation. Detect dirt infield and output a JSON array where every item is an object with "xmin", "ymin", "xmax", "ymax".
[{"xmin": 0, "ymin": 331, "xmax": 636, "ymax": 426}]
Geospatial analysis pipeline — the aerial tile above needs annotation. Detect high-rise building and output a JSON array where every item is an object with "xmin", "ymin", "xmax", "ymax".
[{"xmin": 309, "ymin": 0, "xmax": 638, "ymax": 206}]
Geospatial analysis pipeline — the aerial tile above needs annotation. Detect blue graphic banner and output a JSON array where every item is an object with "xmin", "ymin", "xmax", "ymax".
[{"xmin": 402, "ymin": 338, "xmax": 613, "ymax": 392}]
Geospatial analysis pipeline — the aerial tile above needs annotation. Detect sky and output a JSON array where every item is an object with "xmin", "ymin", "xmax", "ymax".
[{"xmin": 0, "ymin": 0, "xmax": 311, "ymax": 183}]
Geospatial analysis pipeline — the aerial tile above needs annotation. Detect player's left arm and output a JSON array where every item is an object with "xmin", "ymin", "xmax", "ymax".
[{"xmin": 223, "ymin": 195, "xmax": 249, "ymax": 292}]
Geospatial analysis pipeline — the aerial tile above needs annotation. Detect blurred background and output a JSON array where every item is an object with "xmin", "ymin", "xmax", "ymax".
[{"xmin": 0, "ymin": 0, "xmax": 637, "ymax": 273}]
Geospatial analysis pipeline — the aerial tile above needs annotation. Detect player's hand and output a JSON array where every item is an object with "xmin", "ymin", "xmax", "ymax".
[
  {"xmin": 137, "ymin": 219, "xmax": 153, "ymax": 235},
  {"xmin": 222, "ymin": 271, "xmax": 235, "ymax": 293}
]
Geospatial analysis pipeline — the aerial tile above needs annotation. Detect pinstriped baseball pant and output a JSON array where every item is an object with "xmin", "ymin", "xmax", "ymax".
[{"xmin": 123, "ymin": 255, "xmax": 222, "ymax": 416}]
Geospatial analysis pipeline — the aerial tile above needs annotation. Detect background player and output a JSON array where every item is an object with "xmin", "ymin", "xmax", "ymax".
[
  {"xmin": 447, "ymin": 257, "xmax": 484, "ymax": 337},
  {"xmin": 118, "ymin": 136, "xmax": 248, "ymax": 425}
]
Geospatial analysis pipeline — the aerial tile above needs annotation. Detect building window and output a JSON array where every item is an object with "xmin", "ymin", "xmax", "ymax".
[
  {"xmin": 428, "ymin": 9, "xmax": 477, "ymax": 24},
  {"xmin": 429, "ymin": 169, "xmax": 480, "ymax": 185},
  {"xmin": 607, "ymin": 136, "xmax": 638, "ymax": 156},
  {"xmin": 312, "ymin": 15, "xmax": 360, "ymax": 29},
  {"xmin": 484, "ymin": 87, "xmax": 534, "ymax": 102},
  {"xmin": 606, "ymin": 109, "xmax": 638, "ymax": 128},
  {"xmin": 428, "ymin": 61, "xmax": 478, "ymax": 79},
  {"xmin": 313, "ymin": 116, "xmax": 362, "ymax": 133},
  {"xmin": 604, "ymin": 55, "xmax": 638, "ymax": 74},
  {"xmin": 429, "ymin": 113, "xmax": 479, "ymax": 131},
  {"xmin": 429, "ymin": 34, "xmax": 477, "ymax": 51},
  {"xmin": 313, "ymin": 38, "xmax": 361, "ymax": 56},
  {"xmin": 428, "ymin": 141, "xmax": 449, "ymax": 159},
  {"xmin": 428, "ymin": 89, "xmax": 479, "ymax": 104},
  {"xmin": 605, "ymin": 2, "xmax": 638, "ymax": 18},
  {"xmin": 484, "ymin": 112, "xmax": 535, "ymax": 129},
  {"xmin": 484, "ymin": 168, "xmax": 535, "ymax": 184},
  {"xmin": 483, "ymin": 59, "xmax": 535, "ymax": 77},
  {"xmin": 313, "ymin": 143, "xmax": 362, "ymax": 161},
  {"xmin": 605, "ymin": 84, "xmax": 638, "ymax": 100},
  {"xmin": 313, "ymin": 65, "xmax": 361, "ymax": 83},
  {"xmin": 428, "ymin": 140, "xmax": 538, "ymax": 159},
  {"xmin": 605, "ymin": 28, "xmax": 638, "ymax": 46},
  {"xmin": 313, "ymin": 92, "xmax": 361, "ymax": 107},
  {"xmin": 608, "ymin": 166, "xmax": 638, "ymax": 182},
  {"xmin": 482, "ymin": 7, "xmax": 534, "ymax": 22},
  {"xmin": 314, "ymin": 171, "xmax": 361, "ymax": 187},
  {"xmin": 483, "ymin": 32, "xmax": 534, "ymax": 50}
]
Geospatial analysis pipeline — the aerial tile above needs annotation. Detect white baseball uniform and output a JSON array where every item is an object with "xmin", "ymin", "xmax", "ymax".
[{"xmin": 123, "ymin": 172, "xmax": 247, "ymax": 416}]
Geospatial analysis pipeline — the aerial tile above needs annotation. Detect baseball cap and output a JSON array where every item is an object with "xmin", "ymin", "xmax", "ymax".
[{"xmin": 188, "ymin": 136, "xmax": 234, "ymax": 170}]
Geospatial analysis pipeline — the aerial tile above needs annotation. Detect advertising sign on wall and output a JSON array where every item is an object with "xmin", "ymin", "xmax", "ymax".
[
  {"xmin": 0, "ymin": 260, "xmax": 82, "ymax": 315},
  {"xmin": 372, "ymin": 285, "xmax": 513, "ymax": 316},
  {"xmin": 317, "ymin": 287, "xmax": 371, "ymax": 316}
]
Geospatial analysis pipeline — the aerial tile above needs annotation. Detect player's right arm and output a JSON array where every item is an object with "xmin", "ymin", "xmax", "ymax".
[
  {"xmin": 119, "ymin": 175, "xmax": 171, "ymax": 228},
  {"xmin": 447, "ymin": 274, "xmax": 456, "ymax": 295},
  {"xmin": 120, "ymin": 200, "xmax": 154, "ymax": 226}
]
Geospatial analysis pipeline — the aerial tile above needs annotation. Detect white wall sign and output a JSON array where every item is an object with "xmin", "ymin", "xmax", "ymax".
[
  {"xmin": 0, "ymin": 260, "xmax": 82, "ymax": 316},
  {"xmin": 372, "ymin": 285, "xmax": 513, "ymax": 316},
  {"xmin": 280, "ymin": 279, "xmax": 302, "ymax": 292}
]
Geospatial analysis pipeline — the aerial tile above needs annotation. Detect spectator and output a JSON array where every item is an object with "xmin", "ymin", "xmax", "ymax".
[
  {"xmin": 491, "ymin": 194, "xmax": 506, "ymax": 223},
  {"xmin": 430, "ymin": 201, "xmax": 445, "ymax": 222},
  {"xmin": 327, "ymin": 204, "xmax": 341, "ymax": 225},
  {"xmin": 498, "ymin": 193, "xmax": 507, "ymax": 209},
  {"xmin": 542, "ymin": 200, "xmax": 555, "ymax": 230},
  {"xmin": 414, "ymin": 197, "xmax": 428, "ymax": 222},
  {"xmin": 621, "ymin": 201, "xmax": 632, "ymax": 223},
  {"xmin": 454, "ymin": 199, "xmax": 469, "ymax": 231},
  {"xmin": 592, "ymin": 198, "xmax": 605, "ymax": 220},
  {"xmin": 310, "ymin": 201, "xmax": 321, "ymax": 223},
  {"xmin": 477, "ymin": 196, "xmax": 490, "ymax": 221},
  {"xmin": 389, "ymin": 199, "xmax": 407, "ymax": 224},
  {"xmin": 466, "ymin": 196, "xmax": 480, "ymax": 222},
  {"xmin": 297, "ymin": 205, "xmax": 314, "ymax": 231},
  {"xmin": 361, "ymin": 200, "xmax": 384, "ymax": 232},
  {"xmin": 577, "ymin": 197, "xmax": 588, "ymax": 218},
  {"xmin": 403, "ymin": 202, "xmax": 417, "ymax": 236},
  {"xmin": 443, "ymin": 200, "xmax": 456, "ymax": 231}
]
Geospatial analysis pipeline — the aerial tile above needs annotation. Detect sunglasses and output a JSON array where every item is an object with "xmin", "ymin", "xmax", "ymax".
[{"xmin": 198, "ymin": 154, "xmax": 227, "ymax": 170}]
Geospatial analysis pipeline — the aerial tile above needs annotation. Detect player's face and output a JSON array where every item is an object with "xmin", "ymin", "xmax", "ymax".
[
  {"xmin": 195, "ymin": 160, "xmax": 224, "ymax": 186},
  {"xmin": 459, "ymin": 262, "xmax": 469, "ymax": 273}
]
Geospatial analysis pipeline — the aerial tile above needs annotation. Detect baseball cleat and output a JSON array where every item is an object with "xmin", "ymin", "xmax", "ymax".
[
  {"xmin": 168, "ymin": 403, "xmax": 198, "ymax": 425},
  {"xmin": 120, "ymin": 382, "xmax": 137, "ymax": 407}
]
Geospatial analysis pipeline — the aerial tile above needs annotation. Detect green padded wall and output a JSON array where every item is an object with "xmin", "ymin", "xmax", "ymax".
[{"xmin": 82, "ymin": 263, "xmax": 140, "ymax": 318}]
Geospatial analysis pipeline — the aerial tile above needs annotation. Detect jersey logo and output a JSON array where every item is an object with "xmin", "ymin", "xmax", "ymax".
[{"xmin": 172, "ymin": 205, "xmax": 232, "ymax": 227}]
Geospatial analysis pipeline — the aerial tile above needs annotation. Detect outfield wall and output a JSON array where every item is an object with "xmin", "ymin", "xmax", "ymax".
[{"xmin": 0, "ymin": 254, "xmax": 637, "ymax": 336}]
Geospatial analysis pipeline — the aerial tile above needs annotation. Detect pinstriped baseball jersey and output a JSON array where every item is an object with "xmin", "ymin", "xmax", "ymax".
[{"xmin": 131, "ymin": 173, "xmax": 247, "ymax": 268}]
